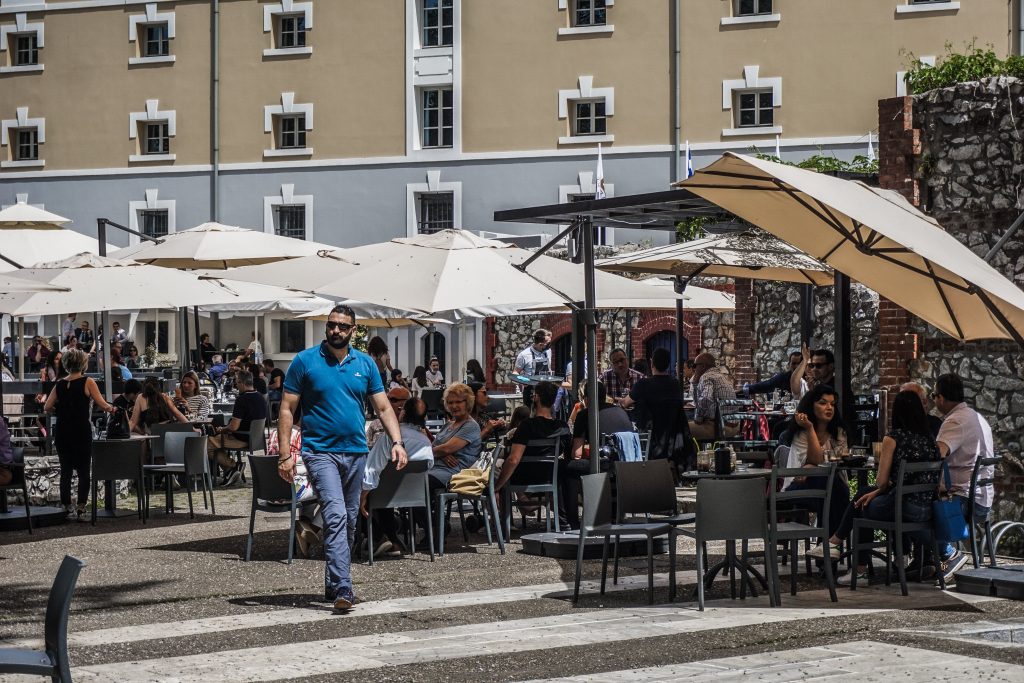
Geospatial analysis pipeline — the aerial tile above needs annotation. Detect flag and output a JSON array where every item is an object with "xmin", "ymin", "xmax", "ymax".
[
  {"xmin": 775, "ymin": 134, "xmax": 781, "ymax": 159},
  {"xmin": 685, "ymin": 140, "xmax": 694, "ymax": 178},
  {"xmin": 595, "ymin": 144, "xmax": 607, "ymax": 199},
  {"xmin": 867, "ymin": 131, "xmax": 876, "ymax": 162}
]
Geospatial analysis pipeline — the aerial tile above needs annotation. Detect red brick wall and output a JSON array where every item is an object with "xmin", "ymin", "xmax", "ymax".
[{"xmin": 732, "ymin": 278, "xmax": 756, "ymax": 384}]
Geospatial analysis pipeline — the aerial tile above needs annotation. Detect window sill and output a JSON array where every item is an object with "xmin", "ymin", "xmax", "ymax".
[
  {"xmin": 895, "ymin": 2, "xmax": 959, "ymax": 14},
  {"xmin": 129, "ymin": 55, "xmax": 176, "ymax": 65},
  {"xmin": 721, "ymin": 126, "xmax": 782, "ymax": 137},
  {"xmin": 0, "ymin": 64, "xmax": 43, "ymax": 74},
  {"xmin": 1, "ymin": 159, "xmax": 44, "ymax": 168},
  {"xmin": 559, "ymin": 134, "xmax": 614, "ymax": 145},
  {"xmin": 720, "ymin": 14, "xmax": 781, "ymax": 26},
  {"xmin": 263, "ymin": 47, "xmax": 313, "ymax": 58},
  {"xmin": 263, "ymin": 148, "xmax": 314, "ymax": 158},
  {"xmin": 558, "ymin": 24, "xmax": 614, "ymax": 36},
  {"xmin": 129, "ymin": 154, "xmax": 176, "ymax": 162}
]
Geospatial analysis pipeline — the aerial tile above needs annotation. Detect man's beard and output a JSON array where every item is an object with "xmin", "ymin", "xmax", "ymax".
[{"xmin": 327, "ymin": 334, "xmax": 350, "ymax": 350}]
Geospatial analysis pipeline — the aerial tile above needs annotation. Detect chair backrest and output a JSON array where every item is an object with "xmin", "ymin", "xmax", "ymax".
[
  {"xmin": 893, "ymin": 459, "xmax": 944, "ymax": 518},
  {"xmin": 486, "ymin": 396, "xmax": 508, "ymax": 418},
  {"xmin": 580, "ymin": 472, "xmax": 614, "ymax": 530},
  {"xmin": 368, "ymin": 459, "xmax": 430, "ymax": 510},
  {"xmin": 421, "ymin": 389, "xmax": 443, "ymax": 415},
  {"xmin": 969, "ymin": 454, "xmax": 1001, "ymax": 508},
  {"xmin": 769, "ymin": 463, "xmax": 837, "ymax": 532},
  {"xmin": 91, "ymin": 440, "xmax": 144, "ymax": 480},
  {"xmin": 736, "ymin": 450, "xmax": 770, "ymax": 465},
  {"xmin": 716, "ymin": 398, "xmax": 759, "ymax": 440},
  {"xmin": 523, "ymin": 435, "xmax": 565, "ymax": 461},
  {"xmin": 615, "ymin": 460, "xmax": 677, "ymax": 520},
  {"xmin": 695, "ymin": 476, "xmax": 768, "ymax": 542},
  {"xmin": 149, "ymin": 422, "xmax": 195, "ymax": 463},
  {"xmin": 162, "ymin": 431, "xmax": 190, "ymax": 466},
  {"xmin": 248, "ymin": 418, "xmax": 267, "ymax": 453},
  {"xmin": 247, "ymin": 454, "xmax": 294, "ymax": 503},
  {"xmin": 772, "ymin": 444, "xmax": 791, "ymax": 469},
  {"xmin": 183, "ymin": 434, "xmax": 209, "ymax": 473},
  {"xmin": 44, "ymin": 555, "xmax": 86, "ymax": 668}
]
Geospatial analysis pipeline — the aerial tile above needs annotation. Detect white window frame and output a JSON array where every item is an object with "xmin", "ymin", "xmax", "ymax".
[
  {"xmin": 264, "ymin": 92, "xmax": 314, "ymax": 157},
  {"xmin": 557, "ymin": 0, "xmax": 614, "ymax": 36},
  {"xmin": 128, "ymin": 99, "xmax": 176, "ymax": 162},
  {"xmin": 558, "ymin": 76, "xmax": 614, "ymax": 145},
  {"xmin": 264, "ymin": 184, "xmax": 314, "ymax": 240},
  {"xmin": 722, "ymin": 0, "xmax": 780, "ymax": 26},
  {"xmin": 559, "ymin": 171, "xmax": 615, "ymax": 245},
  {"xmin": 407, "ymin": 0, "xmax": 462, "ymax": 158},
  {"xmin": 406, "ymin": 170, "xmax": 462, "ymax": 238},
  {"xmin": 721, "ymin": 65, "xmax": 781, "ymax": 137},
  {"xmin": 420, "ymin": 0, "xmax": 454, "ymax": 48},
  {"xmin": 0, "ymin": 13, "xmax": 43, "ymax": 73},
  {"xmin": 128, "ymin": 3, "xmax": 175, "ymax": 65},
  {"xmin": 263, "ymin": 0, "xmax": 313, "ymax": 57},
  {"xmin": 419, "ymin": 87, "xmax": 454, "ymax": 149},
  {"xmin": 733, "ymin": 89, "xmax": 775, "ymax": 129},
  {"xmin": 142, "ymin": 121, "xmax": 170, "ymax": 156},
  {"xmin": 128, "ymin": 189, "xmax": 176, "ymax": 246},
  {"xmin": 896, "ymin": 1, "xmax": 959, "ymax": 14},
  {"xmin": 1, "ymin": 107, "xmax": 44, "ymax": 168}
]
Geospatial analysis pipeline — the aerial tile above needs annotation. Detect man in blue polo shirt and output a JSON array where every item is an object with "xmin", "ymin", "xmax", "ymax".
[{"xmin": 278, "ymin": 304, "xmax": 407, "ymax": 611}]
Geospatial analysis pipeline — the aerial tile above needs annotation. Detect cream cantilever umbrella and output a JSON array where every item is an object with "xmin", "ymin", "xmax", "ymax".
[
  {"xmin": 0, "ymin": 199, "xmax": 116, "ymax": 271},
  {"xmin": 680, "ymin": 152, "xmax": 1024, "ymax": 343},
  {"xmin": 596, "ymin": 230, "xmax": 832, "ymax": 286},
  {"xmin": 520, "ymin": 278, "xmax": 735, "ymax": 313},
  {"xmin": 298, "ymin": 302, "xmax": 452, "ymax": 328}
]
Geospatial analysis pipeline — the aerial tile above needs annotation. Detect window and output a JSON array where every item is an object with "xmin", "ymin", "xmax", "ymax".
[
  {"xmin": 421, "ymin": 89, "xmax": 453, "ymax": 148},
  {"xmin": 574, "ymin": 0, "xmax": 606, "ymax": 27},
  {"xmin": 736, "ymin": 0, "xmax": 772, "ymax": 15},
  {"xmin": 143, "ymin": 122, "xmax": 169, "ymax": 154},
  {"xmin": 274, "ymin": 205, "xmax": 306, "ymax": 239},
  {"xmin": 278, "ymin": 320, "xmax": 306, "ymax": 353},
  {"xmin": 13, "ymin": 128, "xmax": 37, "ymax": 161},
  {"xmin": 140, "ymin": 209, "xmax": 169, "ymax": 238},
  {"xmin": 278, "ymin": 14, "xmax": 306, "ymax": 48},
  {"xmin": 910, "ymin": 0, "xmax": 951, "ymax": 4},
  {"xmin": 569, "ymin": 193, "xmax": 608, "ymax": 245},
  {"xmin": 573, "ymin": 100, "xmax": 606, "ymax": 136},
  {"xmin": 422, "ymin": 0, "xmax": 453, "ymax": 47},
  {"xmin": 735, "ymin": 90, "xmax": 773, "ymax": 127},
  {"xmin": 13, "ymin": 33, "xmax": 37, "ymax": 66},
  {"xmin": 278, "ymin": 114, "xmax": 307, "ymax": 149},
  {"xmin": 418, "ymin": 193, "xmax": 454, "ymax": 234},
  {"xmin": 141, "ymin": 320, "xmax": 169, "ymax": 354},
  {"xmin": 141, "ymin": 23, "xmax": 169, "ymax": 57}
]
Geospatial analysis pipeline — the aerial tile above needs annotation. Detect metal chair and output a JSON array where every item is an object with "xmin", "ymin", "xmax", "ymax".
[
  {"xmin": 572, "ymin": 473, "xmax": 672, "ymax": 605},
  {"xmin": 90, "ymin": 440, "xmax": 146, "ymax": 525},
  {"xmin": 0, "ymin": 447, "xmax": 32, "ymax": 534},
  {"xmin": 850, "ymin": 460, "xmax": 946, "ymax": 595},
  {"xmin": 245, "ymin": 454, "xmax": 297, "ymax": 564},
  {"xmin": 768, "ymin": 463, "xmax": 839, "ymax": 604},
  {"xmin": 227, "ymin": 418, "xmax": 268, "ymax": 483},
  {"xmin": 672, "ymin": 477, "xmax": 777, "ymax": 611},
  {"xmin": 437, "ymin": 453, "xmax": 504, "ymax": 557},
  {"xmin": 145, "ymin": 433, "xmax": 214, "ymax": 519},
  {"xmin": 502, "ymin": 435, "xmax": 565, "ymax": 536},
  {"xmin": 147, "ymin": 422, "xmax": 195, "ymax": 465},
  {"xmin": 0, "ymin": 555, "xmax": 85, "ymax": 682},
  {"xmin": 968, "ymin": 454, "xmax": 1002, "ymax": 568},
  {"xmin": 421, "ymin": 389, "xmax": 445, "ymax": 431},
  {"xmin": 367, "ymin": 459, "xmax": 434, "ymax": 565}
]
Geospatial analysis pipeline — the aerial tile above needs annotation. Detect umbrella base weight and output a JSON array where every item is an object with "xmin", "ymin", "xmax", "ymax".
[
  {"xmin": 0, "ymin": 506, "xmax": 68, "ymax": 532},
  {"xmin": 521, "ymin": 531, "xmax": 669, "ymax": 560}
]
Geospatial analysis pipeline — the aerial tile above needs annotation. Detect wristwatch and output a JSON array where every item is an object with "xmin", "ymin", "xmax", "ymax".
[{"xmin": 395, "ymin": 440, "xmax": 405, "ymax": 447}]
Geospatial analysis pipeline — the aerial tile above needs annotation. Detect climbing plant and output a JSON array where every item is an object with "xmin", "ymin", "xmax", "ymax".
[{"xmin": 903, "ymin": 42, "xmax": 1024, "ymax": 94}]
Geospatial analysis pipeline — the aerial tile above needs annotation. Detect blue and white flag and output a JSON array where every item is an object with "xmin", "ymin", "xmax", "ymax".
[
  {"xmin": 867, "ymin": 131, "xmax": 876, "ymax": 162},
  {"xmin": 595, "ymin": 144, "xmax": 607, "ymax": 199},
  {"xmin": 685, "ymin": 140, "xmax": 694, "ymax": 178}
]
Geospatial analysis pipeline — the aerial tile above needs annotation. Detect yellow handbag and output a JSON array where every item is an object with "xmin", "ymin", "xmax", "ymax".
[{"xmin": 447, "ymin": 467, "xmax": 489, "ymax": 497}]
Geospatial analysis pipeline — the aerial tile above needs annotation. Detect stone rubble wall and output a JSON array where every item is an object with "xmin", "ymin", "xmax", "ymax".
[{"xmin": 8, "ymin": 454, "xmax": 132, "ymax": 507}]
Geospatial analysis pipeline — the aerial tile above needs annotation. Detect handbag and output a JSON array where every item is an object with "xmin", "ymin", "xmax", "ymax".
[
  {"xmin": 448, "ymin": 467, "xmax": 489, "ymax": 497},
  {"xmin": 105, "ymin": 407, "xmax": 131, "ymax": 440},
  {"xmin": 932, "ymin": 461, "xmax": 969, "ymax": 544}
]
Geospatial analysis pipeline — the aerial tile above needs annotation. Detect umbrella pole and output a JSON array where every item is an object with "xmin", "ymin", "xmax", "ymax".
[
  {"xmin": 674, "ymin": 276, "xmax": 687, "ymax": 379},
  {"xmin": 0, "ymin": 313, "xmax": 5, "ymax": 419},
  {"xmin": 833, "ymin": 272, "xmax": 854, "ymax": 436},
  {"xmin": 101, "ymin": 310, "xmax": 113, "ymax": 401},
  {"xmin": 181, "ymin": 308, "xmax": 191, "ymax": 374},
  {"xmin": 17, "ymin": 317, "xmax": 25, "ymax": 380},
  {"xmin": 193, "ymin": 306, "xmax": 202, "ymax": 369},
  {"xmin": 582, "ymin": 217, "xmax": 601, "ymax": 475},
  {"xmin": 800, "ymin": 283, "xmax": 814, "ymax": 347}
]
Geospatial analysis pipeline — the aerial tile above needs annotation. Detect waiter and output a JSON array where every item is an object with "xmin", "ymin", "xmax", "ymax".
[{"xmin": 512, "ymin": 328, "xmax": 552, "ymax": 409}]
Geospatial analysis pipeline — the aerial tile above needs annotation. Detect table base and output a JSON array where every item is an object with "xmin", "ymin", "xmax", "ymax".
[
  {"xmin": 0, "ymin": 506, "xmax": 68, "ymax": 532},
  {"xmin": 521, "ymin": 531, "xmax": 670, "ymax": 560},
  {"xmin": 94, "ymin": 508, "xmax": 138, "ymax": 519}
]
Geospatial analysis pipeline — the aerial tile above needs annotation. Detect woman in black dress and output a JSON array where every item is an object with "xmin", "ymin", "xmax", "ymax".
[{"xmin": 43, "ymin": 348, "xmax": 116, "ymax": 521}]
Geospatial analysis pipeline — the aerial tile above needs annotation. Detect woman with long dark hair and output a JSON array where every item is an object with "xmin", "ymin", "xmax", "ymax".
[
  {"xmin": 41, "ymin": 350, "xmax": 65, "ymax": 382},
  {"xmin": 822, "ymin": 389, "xmax": 942, "ymax": 583},
  {"xmin": 367, "ymin": 336, "xmax": 393, "ymax": 387},
  {"xmin": 129, "ymin": 376, "xmax": 189, "ymax": 435},
  {"xmin": 466, "ymin": 358, "xmax": 485, "ymax": 384},
  {"xmin": 410, "ymin": 365, "xmax": 429, "ymax": 398}
]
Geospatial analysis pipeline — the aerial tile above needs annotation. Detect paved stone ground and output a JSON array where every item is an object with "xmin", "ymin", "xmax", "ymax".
[{"xmin": 2, "ymin": 482, "xmax": 1024, "ymax": 681}]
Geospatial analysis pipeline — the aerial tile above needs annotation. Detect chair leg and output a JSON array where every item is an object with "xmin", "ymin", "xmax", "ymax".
[
  {"xmin": 480, "ymin": 497, "xmax": 494, "ymax": 546},
  {"xmin": 822, "ymin": 537, "xmax": 838, "ymax": 603},
  {"xmin": 884, "ymin": 534, "xmax": 893, "ymax": 586},
  {"xmin": 457, "ymin": 498, "xmax": 468, "ymax": 542},
  {"xmin": 573, "ymin": 531, "xmax": 586, "ymax": 604},
  {"xmin": 551, "ymin": 486, "xmax": 560, "ymax": 533},
  {"xmin": 969, "ymin": 515, "xmax": 979, "ymax": 569},
  {"xmin": 201, "ymin": 476, "xmax": 209, "ymax": 510},
  {"xmin": 600, "ymin": 537, "xmax": 610, "ymax": 595},
  {"xmin": 186, "ymin": 479, "xmax": 195, "ymax": 520},
  {"xmin": 207, "ymin": 474, "xmax": 216, "ymax": 516},
  {"xmin": 669, "ymin": 532, "xmax": 678, "ymax": 602},
  {"xmin": 437, "ymin": 498, "xmax": 447, "ymax": 558},
  {"xmin": 138, "ymin": 477, "xmax": 145, "ymax": 524},
  {"xmin": 367, "ymin": 511, "xmax": 375, "ymax": 566},
  {"xmin": 21, "ymin": 483, "xmax": 32, "ymax": 534},
  {"xmin": 488, "ymin": 492, "xmax": 505, "ymax": 555},
  {"xmin": 613, "ymin": 534, "xmax": 621, "ymax": 585},
  {"xmin": 696, "ymin": 540, "xmax": 706, "ymax": 611},
  {"xmin": 286, "ymin": 504, "xmax": 295, "ymax": 565},
  {"xmin": 767, "ymin": 540, "xmax": 781, "ymax": 607},
  {"xmin": 91, "ymin": 478, "xmax": 98, "ymax": 526},
  {"xmin": 933, "ymin": 533, "xmax": 946, "ymax": 591},
  {"xmin": 986, "ymin": 520, "xmax": 997, "ymax": 567},
  {"xmin": 789, "ymin": 541, "xmax": 798, "ymax": 596},
  {"xmin": 425, "ymin": 499, "xmax": 435, "ymax": 562},
  {"xmin": 245, "ymin": 504, "xmax": 256, "ymax": 561},
  {"xmin": 646, "ymin": 536, "xmax": 655, "ymax": 605}
]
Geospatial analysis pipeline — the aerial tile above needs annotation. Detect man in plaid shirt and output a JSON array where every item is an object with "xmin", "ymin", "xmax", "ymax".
[
  {"xmin": 600, "ymin": 348, "xmax": 644, "ymax": 406},
  {"xmin": 688, "ymin": 351, "xmax": 737, "ymax": 440}
]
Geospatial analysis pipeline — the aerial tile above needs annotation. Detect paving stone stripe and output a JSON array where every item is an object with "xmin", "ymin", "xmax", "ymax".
[{"xmin": 518, "ymin": 640, "xmax": 1024, "ymax": 682}]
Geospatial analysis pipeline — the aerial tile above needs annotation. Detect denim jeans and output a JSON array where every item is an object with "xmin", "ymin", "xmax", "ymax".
[
  {"xmin": 301, "ymin": 451, "xmax": 367, "ymax": 598},
  {"xmin": 845, "ymin": 487, "xmax": 932, "ymax": 566},
  {"xmin": 943, "ymin": 494, "xmax": 989, "ymax": 559},
  {"xmin": 783, "ymin": 475, "xmax": 850, "ymax": 537}
]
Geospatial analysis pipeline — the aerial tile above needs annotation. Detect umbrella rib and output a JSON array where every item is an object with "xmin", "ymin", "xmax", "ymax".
[
  {"xmin": 774, "ymin": 182, "xmax": 856, "ymax": 243},
  {"xmin": 699, "ymin": 169, "xmax": 779, "ymax": 183},
  {"xmin": 820, "ymin": 240, "xmax": 845, "ymax": 263},
  {"xmin": 925, "ymin": 260, "xmax": 965, "ymax": 341},
  {"xmin": 683, "ymin": 182, "xmax": 787, "ymax": 192},
  {"xmin": 864, "ymin": 229, "xmax": 887, "ymax": 250},
  {"xmin": 869, "ymin": 250, "xmax": 973, "ymax": 294},
  {"xmin": 975, "ymin": 288, "xmax": 1024, "ymax": 346}
]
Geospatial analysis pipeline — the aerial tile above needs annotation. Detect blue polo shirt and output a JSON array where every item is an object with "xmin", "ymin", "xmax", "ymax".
[{"xmin": 283, "ymin": 343, "xmax": 384, "ymax": 453}]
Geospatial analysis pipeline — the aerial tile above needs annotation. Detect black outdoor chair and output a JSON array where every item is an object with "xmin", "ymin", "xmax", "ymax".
[
  {"xmin": 145, "ymin": 432, "xmax": 214, "ymax": 519},
  {"xmin": 850, "ymin": 460, "xmax": 946, "ymax": 595},
  {"xmin": 227, "ymin": 418, "xmax": 267, "ymax": 483},
  {"xmin": 90, "ymin": 440, "xmax": 146, "ymax": 526},
  {"xmin": 245, "ymin": 454, "xmax": 298, "ymax": 564},
  {"xmin": 437, "ymin": 450, "xmax": 504, "ymax": 557},
  {"xmin": 0, "ymin": 555, "xmax": 85, "ymax": 683},
  {"xmin": 572, "ymin": 473, "xmax": 672, "ymax": 605},
  {"xmin": 0, "ymin": 447, "xmax": 32, "ymax": 534},
  {"xmin": 502, "ymin": 435, "xmax": 566, "ymax": 536},
  {"xmin": 367, "ymin": 459, "xmax": 434, "ymax": 565},
  {"xmin": 968, "ymin": 454, "xmax": 1002, "ymax": 568}
]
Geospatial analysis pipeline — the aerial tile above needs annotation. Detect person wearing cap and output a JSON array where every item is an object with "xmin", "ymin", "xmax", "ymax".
[{"xmin": 367, "ymin": 386, "xmax": 412, "ymax": 449}]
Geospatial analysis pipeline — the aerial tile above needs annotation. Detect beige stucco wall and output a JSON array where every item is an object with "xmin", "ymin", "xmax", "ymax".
[{"xmin": 682, "ymin": 0, "xmax": 1011, "ymax": 142}]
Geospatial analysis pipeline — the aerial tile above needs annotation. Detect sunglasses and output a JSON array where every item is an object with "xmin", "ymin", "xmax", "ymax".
[
  {"xmin": 807, "ymin": 362, "xmax": 827, "ymax": 368},
  {"xmin": 326, "ymin": 321, "xmax": 355, "ymax": 331}
]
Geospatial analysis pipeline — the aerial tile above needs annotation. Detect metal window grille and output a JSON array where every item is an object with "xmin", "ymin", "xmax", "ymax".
[
  {"xmin": 279, "ymin": 115, "xmax": 307, "ymax": 149},
  {"xmin": 418, "ymin": 193, "xmax": 454, "ymax": 235},
  {"xmin": 14, "ymin": 129, "xmax": 38, "ymax": 161},
  {"xmin": 279, "ymin": 15, "xmax": 307, "ymax": 48},
  {"xmin": 140, "ymin": 210, "xmax": 169, "ymax": 238},
  {"xmin": 421, "ymin": 89, "xmax": 453, "ymax": 148},
  {"xmin": 574, "ymin": 0, "xmax": 606, "ymax": 26},
  {"xmin": 568, "ymin": 193, "xmax": 608, "ymax": 245},
  {"xmin": 422, "ymin": 0, "xmax": 454, "ymax": 47},
  {"xmin": 14, "ymin": 33, "xmax": 38, "ymax": 65},
  {"xmin": 142, "ymin": 23, "xmax": 170, "ymax": 57},
  {"xmin": 573, "ymin": 100, "xmax": 606, "ymax": 136},
  {"xmin": 144, "ymin": 122, "xmax": 170, "ymax": 154},
  {"xmin": 736, "ymin": 91, "xmax": 773, "ymax": 127},
  {"xmin": 275, "ymin": 205, "xmax": 306, "ymax": 240},
  {"xmin": 737, "ymin": 0, "xmax": 772, "ymax": 16}
]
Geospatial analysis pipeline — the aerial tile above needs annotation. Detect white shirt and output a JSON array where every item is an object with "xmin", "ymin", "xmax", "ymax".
[
  {"xmin": 425, "ymin": 370, "xmax": 444, "ymax": 387},
  {"xmin": 937, "ymin": 401, "xmax": 994, "ymax": 508},
  {"xmin": 784, "ymin": 429, "xmax": 848, "ymax": 489},
  {"xmin": 248, "ymin": 340, "xmax": 263, "ymax": 364},
  {"xmin": 513, "ymin": 346, "xmax": 552, "ymax": 378}
]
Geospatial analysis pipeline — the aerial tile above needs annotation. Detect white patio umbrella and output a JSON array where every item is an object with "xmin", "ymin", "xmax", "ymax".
[
  {"xmin": 0, "ymin": 272, "xmax": 68, "ymax": 294},
  {"xmin": 519, "ymin": 278, "xmax": 735, "ymax": 313},
  {"xmin": 0, "ymin": 199, "xmax": 116, "ymax": 272},
  {"xmin": 680, "ymin": 152, "xmax": 1024, "ymax": 343},
  {"xmin": 297, "ymin": 301, "xmax": 453, "ymax": 328}
]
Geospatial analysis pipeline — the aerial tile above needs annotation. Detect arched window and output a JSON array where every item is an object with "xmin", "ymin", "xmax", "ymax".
[{"xmin": 644, "ymin": 330, "xmax": 684, "ymax": 375}]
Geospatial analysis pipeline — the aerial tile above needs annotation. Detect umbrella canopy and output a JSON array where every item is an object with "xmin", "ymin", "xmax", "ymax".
[
  {"xmin": 111, "ymin": 221, "xmax": 338, "ymax": 270},
  {"xmin": 0, "ymin": 272, "xmax": 68, "ymax": 293},
  {"xmin": 222, "ymin": 229, "xmax": 683, "ymax": 315},
  {"xmin": 0, "ymin": 253, "xmax": 309, "ymax": 317},
  {"xmin": 519, "ymin": 278, "xmax": 735, "ymax": 313},
  {"xmin": 298, "ymin": 302, "xmax": 452, "ymax": 328},
  {"xmin": 680, "ymin": 152, "xmax": 1024, "ymax": 343},
  {"xmin": 0, "ymin": 200, "xmax": 70, "ymax": 228},
  {"xmin": 596, "ymin": 230, "xmax": 832, "ymax": 286},
  {"xmin": 0, "ymin": 200, "xmax": 116, "ymax": 272}
]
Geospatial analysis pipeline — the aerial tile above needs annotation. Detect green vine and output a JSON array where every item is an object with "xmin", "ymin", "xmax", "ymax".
[
  {"xmin": 676, "ymin": 214, "xmax": 719, "ymax": 242},
  {"xmin": 903, "ymin": 42, "xmax": 1024, "ymax": 94},
  {"xmin": 753, "ymin": 151, "xmax": 878, "ymax": 175}
]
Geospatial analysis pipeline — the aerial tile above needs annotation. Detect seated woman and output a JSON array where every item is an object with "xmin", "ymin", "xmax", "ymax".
[
  {"xmin": 174, "ymin": 371, "xmax": 211, "ymax": 420},
  {"xmin": 820, "ymin": 390, "xmax": 942, "ymax": 583},
  {"xmin": 781, "ymin": 383, "xmax": 851, "ymax": 541},
  {"xmin": 129, "ymin": 376, "xmax": 190, "ymax": 436},
  {"xmin": 469, "ymin": 382, "xmax": 506, "ymax": 444},
  {"xmin": 429, "ymin": 383, "xmax": 481, "ymax": 491}
]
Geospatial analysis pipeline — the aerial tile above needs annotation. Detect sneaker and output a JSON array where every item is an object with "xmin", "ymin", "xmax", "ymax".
[
  {"xmin": 224, "ymin": 468, "xmax": 242, "ymax": 487},
  {"xmin": 64, "ymin": 504, "xmax": 77, "ymax": 521},
  {"xmin": 940, "ymin": 550, "xmax": 969, "ymax": 583},
  {"xmin": 375, "ymin": 540, "xmax": 395, "ymax": 557},
  {"xmin": 75, "ymin": 505, "xmax": 87, "ymax": 522},
  {"xmin": 837, "ymin": 570, "xmax": 870, "ymax": 587},
  {"xmin": 806, "ymin": 543, "xmax": 841, "ymax": 560},
  {"xmin": 333, "ymin": 588, "xmax": 357, "ymax": 611}
]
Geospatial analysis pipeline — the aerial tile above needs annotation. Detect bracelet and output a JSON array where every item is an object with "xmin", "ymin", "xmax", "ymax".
[{"xmin": 277, "ymin": 458, "xmax": 291, "ymax": 464}]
